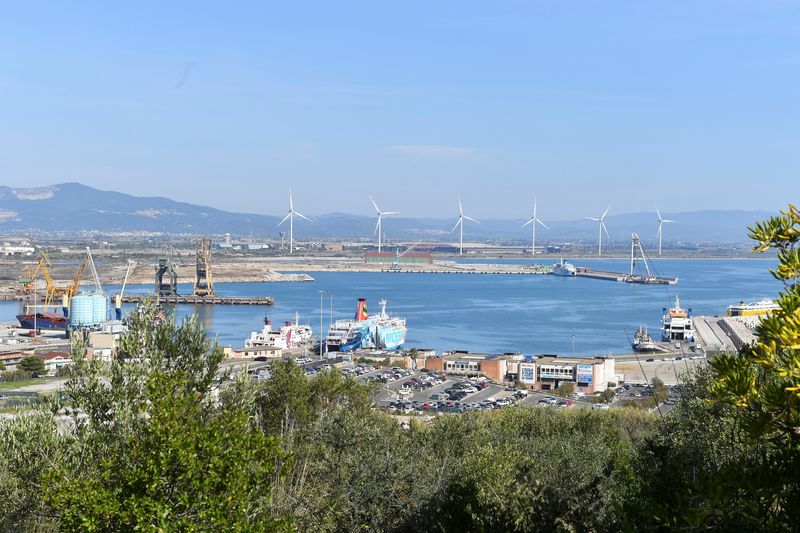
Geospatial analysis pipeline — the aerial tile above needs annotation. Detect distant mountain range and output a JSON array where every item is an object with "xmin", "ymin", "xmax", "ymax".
[{"xmin": 0, "ymin": 183, "xmax": 772, "ymax": 243}]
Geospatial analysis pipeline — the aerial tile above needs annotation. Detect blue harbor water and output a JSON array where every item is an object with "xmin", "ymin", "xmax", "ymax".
[{"xmin": 0, "ymin": 259, "xmax": 782, "ymax": 356}]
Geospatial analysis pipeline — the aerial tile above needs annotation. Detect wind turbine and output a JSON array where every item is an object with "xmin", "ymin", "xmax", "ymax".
[
  {"xmin": 656, "ymin": 206, "xmax": 675, "ymax": 256},
  {"xmin": 521, "ymin": 197, "xmax": 550, "ymax": 256},
  {"xmin": 369, "ymin": 195, "xmax": 399, "ymax": 253},
  {"xmin": 277, "ymin": 188, "xmax": 311, "ymax": 254},
  {"xmin": 585, "ymin": 204, "xmax": 611, "ymax": 255},
  {"xmin": 452, "ymin": 195, "xmax": 479, "ymax": 255}
]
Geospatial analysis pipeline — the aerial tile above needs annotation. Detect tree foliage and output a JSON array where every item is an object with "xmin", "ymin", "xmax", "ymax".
[{"xmin": 18, "ymin": 355, "xmax": 45, "ymax": 376}]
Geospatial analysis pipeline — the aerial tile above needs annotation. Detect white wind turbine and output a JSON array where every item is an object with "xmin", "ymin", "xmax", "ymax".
[
  {"xmin": 277, "ymin": 188, "xmax": 311, "ymax": 254},
  {"xmin": 369, "ymin": 195, "xmax": 399, "ymax": 253},
  {"xmin": 585, "ymin": 204, "xmax": 611, "ymax": 255},
  {"xmin": 521, "ymin": 197, "xmax": 550, "ymax": 256},
  {"xmin": 656, "ymin": 205, "xmax": 675, "ymax": 256},
  {"xmin": 452, "ymin": 195, "xmax": 479, "ymax": 255}
]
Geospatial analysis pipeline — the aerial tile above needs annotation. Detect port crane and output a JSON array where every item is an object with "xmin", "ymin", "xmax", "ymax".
[
  {"xmin": 114, "ymin": 260, "xmax": 136, "ymax": 319},
  {"xmin": 18, "ymin": 251, "xmax": 91, "ymax": 311}
]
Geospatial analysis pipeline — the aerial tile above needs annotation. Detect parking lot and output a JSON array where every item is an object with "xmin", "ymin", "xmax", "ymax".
[{"xmin": 241, "ymin": 360, "xmax": 683, "ymax": 416}]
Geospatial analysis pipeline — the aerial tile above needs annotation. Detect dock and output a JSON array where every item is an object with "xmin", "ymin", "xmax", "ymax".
[
  {"xmin": 575, "ymin": 268, "xmax": 678, "ymax": 285},
  {"xmin": 121, "ymin": 295, "xmax": 274, "ymax": 306}
]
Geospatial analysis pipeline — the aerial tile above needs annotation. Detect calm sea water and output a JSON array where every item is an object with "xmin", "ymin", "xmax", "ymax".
[{"xmin": 0, "ymin": 259, "xmax": 782, "ymax": 356}]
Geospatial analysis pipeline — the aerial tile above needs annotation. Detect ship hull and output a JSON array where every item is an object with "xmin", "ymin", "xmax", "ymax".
[{"xmin": 17, "ymin": 312, "xmax": 68, "ymax": 330}]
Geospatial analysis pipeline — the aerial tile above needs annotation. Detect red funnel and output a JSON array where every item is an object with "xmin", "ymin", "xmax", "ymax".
[{"xmin": 355, "ymin": 298, "xmax": 368, "ymax": 321}]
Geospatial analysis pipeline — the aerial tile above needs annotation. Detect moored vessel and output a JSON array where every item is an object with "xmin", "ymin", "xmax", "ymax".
[
  {"xmin": 632, "ymin": 325, "xmax": 658, "ymax": 352},
  {"xmin": 726, "ymin": 299, "xmax": 779, "ymax": 317},
  {"xmin": 16, "ymin": 312, "xmax": 67, "ymax": 330},
  {"xmin": 551, "ymin": 258, "xmax": 577, "ymax": 277},
  {"xmin": 662, "ymin": 296, "xmax": 694, "ymax": 342},
  {"xmin": 245, "ymin": 314, "xmax": 313, "ymax": 350},
  {"xmin": 326, "ymin": 298, "xmax": 407, "ymax": 353}
]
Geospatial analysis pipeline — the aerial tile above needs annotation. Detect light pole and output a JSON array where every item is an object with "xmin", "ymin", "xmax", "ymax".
[{"xmin": 319, "ymin": 291, "xmax": 324, "ymax": 357}]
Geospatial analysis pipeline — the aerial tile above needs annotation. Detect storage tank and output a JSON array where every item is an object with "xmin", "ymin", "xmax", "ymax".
[
  {"xmin": 92, "ymin": 294, "xmax": 108, "ymax": 324},
  {"xmin": 69, "ymin": 294, "xmax": 93, "ymax": 325}
]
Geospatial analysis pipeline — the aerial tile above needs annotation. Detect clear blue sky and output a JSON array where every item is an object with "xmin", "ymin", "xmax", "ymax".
[{"xmin": 1, "ymin": 1, "xmax": 797, "ymax": 220}]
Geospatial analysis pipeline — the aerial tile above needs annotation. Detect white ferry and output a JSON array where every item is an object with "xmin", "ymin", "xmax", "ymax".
[
  {"xmin": 245, "ymin": 314, "xmax": 314, "ymax": 350},
  {"xmin": 551, "ymin": 258, "xmax": 577, "ymax": 277},
  {"xmin": 726, "ymin": 299, "xmax": 779, "ymax": 317},
  {"xmin": 662, "ymin": 296, "xmax": 694, "ymax": 342}
]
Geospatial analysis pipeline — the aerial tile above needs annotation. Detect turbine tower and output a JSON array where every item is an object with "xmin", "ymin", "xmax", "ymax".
[
  {"xmin": 369, "ymin": 195, "xmax": 398, "ymax": 253},
  {"xmin": 452, "ymin": 195, "xmax": 479, "ymax": 255},
  {"xmin": 277, "ymin": 188, "xmax": 311, "ymax": 254},
  {"xmin": 656, "ymin": 206, "xmax": 675, "ymax": 256},
  {"xmin": 521, "ymin": 197, "xmax": 550, "ymax": 256},
  {"xmin": 585, "ymin": 204, "xmax": 611, "ymax": 255}
]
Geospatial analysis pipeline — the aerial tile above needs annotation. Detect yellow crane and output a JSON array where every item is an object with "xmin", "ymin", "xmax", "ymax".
[{"xmin": 18, "ymin": 251, "xmax": 89, "ymax": 311}]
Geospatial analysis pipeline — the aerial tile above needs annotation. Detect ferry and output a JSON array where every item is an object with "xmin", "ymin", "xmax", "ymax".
[
  {"xmin": 245, "ymin": 314, "xmax": 313, "ymax": 350},
  {"xmin": 726, "ymin": 299, "xmax": 779, "ymax": 317},
  {"xmin": 551, "ymin": 258, "xmax": 577, "ymax": 277},
  {"xmin": 662, "ymin": 296, "xmax": 694, "ymax": 342},
  {"xmin": 632, "ymin": 325, "xmax": 658, "ymax": 353},
  {"xmin": 326, "ymin": 298, "xmax": 407, "ymax": 353}
]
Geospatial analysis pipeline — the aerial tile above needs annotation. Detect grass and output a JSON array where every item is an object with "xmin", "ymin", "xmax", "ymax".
[{"xmin": 0, "ymin": 377, "xmax": 59, "ymax": 391}]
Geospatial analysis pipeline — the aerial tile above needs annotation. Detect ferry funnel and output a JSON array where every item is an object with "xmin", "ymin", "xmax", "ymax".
[{"xmin": 355, "ymin": 298, "xmax": 368, "ymax": 321}]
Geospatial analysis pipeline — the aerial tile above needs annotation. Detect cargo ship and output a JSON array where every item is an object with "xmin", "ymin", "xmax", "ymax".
[
  {"xmin": 326, "ymin": 298, "xmax": 406, "ymax": 352},
  {"xmin": 726, "ymin": 299, "xmax": 779, "ymax": 317},
  {"xmin": 16, "ymin": 311, "xmax": 68, "ymax": 330}
]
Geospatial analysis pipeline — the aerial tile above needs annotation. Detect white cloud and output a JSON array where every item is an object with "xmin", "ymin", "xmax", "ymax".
[{"xmin": 389, "ymin": 144, "xmax": 476, "ymax": 157}]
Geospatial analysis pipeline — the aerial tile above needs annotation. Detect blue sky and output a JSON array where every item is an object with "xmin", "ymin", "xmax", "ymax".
[{"xmin": 1, "ymin": 1, "xmax": 798, "ymax": 220}]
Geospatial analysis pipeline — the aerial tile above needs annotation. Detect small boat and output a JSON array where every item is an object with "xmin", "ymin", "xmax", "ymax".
[{"xmin": 632, "ymin": 325, "xmax": 658, "ymax": 353}]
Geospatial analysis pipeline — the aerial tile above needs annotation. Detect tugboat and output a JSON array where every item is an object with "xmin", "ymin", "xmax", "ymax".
[{"xmin": 632, "ymin": 325, "xmax": 658, "ymax": 353}]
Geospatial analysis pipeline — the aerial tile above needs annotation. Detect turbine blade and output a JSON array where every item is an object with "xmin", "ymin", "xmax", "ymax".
[
  {"xmin": 451, "ymin": 218, "xmax": 462, "ymax": 233},
  {"xmin": 537, "ymin": 219, "xmax": 550, "ymax": 230},
  {"xmin": 278, "ymin": 212, "xmax": 291, "ymax": 226},
  {"xmin": 463, "ymin": 215, "xmax": 479, "ymax": 223},
  {"xmin": 383, "ymin": 211, "xmax": 400, "ymax": 216},
  {"xmin": 374, "ymin": 217, "xmax": 381, "ymax": 236},
  {"xmin": 601, "ymin": 221, "xmax": 610, "ymax": 239},
  {"xmin": 295, "ymin": 211, "xmax": 312, "ymax": 223},
  {"xmin": 289, "ymin": 189, "xmax": 294, "ymax": 211},
  {"xmin": 458, "ymin": 195, "xmax": 463, "ymax": 216},
  {"xmin": 657, "ymin": 224, "xmax": 662, "ymax": 239},
  {"xmin": 663, "ymin": 219, "xmax": 675, "ymax": 223},
  {"xmin": 655, "ymin": 205, "xmax": 662, "ymax": 222},
  {"xmin": 369, "ymin": 194, "xmax": 380, "ymax": 214},
  {"xmin": 521, "ymin": 218, "xmax": 534, "ymax": 228},
  {"xmin": 601, "ymin": 204, "xmax": 611, "ymax": 219},
  {"xmin": 585, "ymin": 217, "xmax": 600, "ymax": 222}
]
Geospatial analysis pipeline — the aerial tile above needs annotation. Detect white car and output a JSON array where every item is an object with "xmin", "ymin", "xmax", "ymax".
[{"xmin": 592, "ymin": 403, "xmax": 610, "ymax": 410}]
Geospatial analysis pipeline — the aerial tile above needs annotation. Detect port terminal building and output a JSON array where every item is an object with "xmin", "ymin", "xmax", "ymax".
[{"xmin": 422, "ymin": 352, "xmax": 615, "ymax": 393}]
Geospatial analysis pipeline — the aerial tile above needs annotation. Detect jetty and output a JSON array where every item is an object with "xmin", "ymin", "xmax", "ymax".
[{"xmin": 121, "ymin": 294, "xmax": 274, "ymax": 306}]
